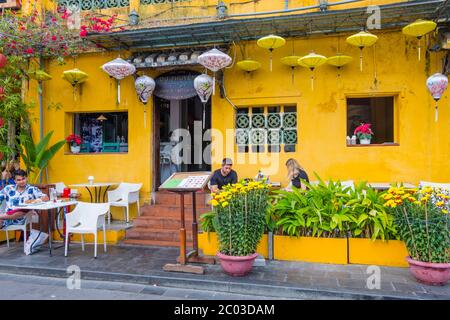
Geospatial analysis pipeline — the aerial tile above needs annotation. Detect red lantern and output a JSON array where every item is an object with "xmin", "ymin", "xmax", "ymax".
[
  {"xmin": 0, "ymin": 54, "xmax": 7, "ymax": 68},
  {"xmin": 0, "ymin": 87, "xmax": 5, "ymax": 101}
]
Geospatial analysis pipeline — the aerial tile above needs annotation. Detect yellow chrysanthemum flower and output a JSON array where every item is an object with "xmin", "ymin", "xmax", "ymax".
[
  {"xmin": 442, "ymin": 210, "xmax": 449, "ymax": 214},
  {"xmin": 436, "ymin": 201, "xmax": 445, "ymax": 207},
  {"xmin": 211, "ymin": 199, "xmax": 219, "ymax": 207},
  {"xmin": 221, "ymin": 201, "xmax": 229, "ymax": 208}
]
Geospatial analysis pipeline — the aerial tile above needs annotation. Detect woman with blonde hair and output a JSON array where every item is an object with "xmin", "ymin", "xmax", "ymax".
[{"xmin": 285, "ymin": 158, "xmax": 309, "ymax": 190}]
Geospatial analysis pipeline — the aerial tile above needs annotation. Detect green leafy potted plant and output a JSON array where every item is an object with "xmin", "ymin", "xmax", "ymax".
[
  {"xmin": 384, "ymin": 186, "xmax": 450, "ymax": 285},
  {"xmin": 354, "ymin": 122, "xmax": 374, "ymax": 145},
  {"xmin": 211, "ymin": 180, "xmax": 269, "ymax": 276},
  {"xmin": 20, "ymin": 130, "xmax": 65, "ymax": 184}
]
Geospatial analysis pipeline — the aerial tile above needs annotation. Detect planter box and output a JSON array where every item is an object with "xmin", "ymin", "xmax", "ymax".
[
  {"xmin": 198, "ymin": 232, "xmax": 269, "ymax": 258},
  {"xmin": 348, "ymin": 238, "xmax": 409, "ymax": 267},
  {"xmin": 274, "ymin": 235, "xmax": 348, "ymax": 264},
  {"xmin": 0, "ymin": 231, "xmax": 16, "ymax": 243}
]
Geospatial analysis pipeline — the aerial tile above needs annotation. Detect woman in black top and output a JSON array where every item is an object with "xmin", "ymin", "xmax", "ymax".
[{"xmin": 286, "ymin": 158, "xmax": 309, "ymax": 190}]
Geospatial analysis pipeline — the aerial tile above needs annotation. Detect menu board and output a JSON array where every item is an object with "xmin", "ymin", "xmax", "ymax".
[{"xmin": 159, "ymin": 172, "xmax": 212, "ymax": 192}]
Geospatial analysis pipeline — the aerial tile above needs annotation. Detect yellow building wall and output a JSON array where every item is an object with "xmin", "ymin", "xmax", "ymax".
[
  {"xmin": 212, "ymin": 31, "xmax": 449, "ymax": 186},
  {"xmin": 22, "ymin": 0, "xmax": 450, "ymax": 216}
]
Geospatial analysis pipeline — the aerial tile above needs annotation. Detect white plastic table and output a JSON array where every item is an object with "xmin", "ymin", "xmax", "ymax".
[
  {"xmin": 69, "ymin": 183, "xmax": 119, "ymax": 203},
  {"xmin": 12, "ymin": 201, "xmax": 78, "ymax": 256}
]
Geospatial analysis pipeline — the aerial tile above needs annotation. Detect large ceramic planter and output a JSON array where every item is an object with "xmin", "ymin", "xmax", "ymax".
[
  {"xmin": 217, "ymin": 252, "xmax": 259, "ymax": 276},
  {"xmin": 406, "ymin": 257, "xmax": 450, "ymax": 286}
]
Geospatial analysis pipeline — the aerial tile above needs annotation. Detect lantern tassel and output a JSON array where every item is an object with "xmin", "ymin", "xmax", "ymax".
[
  {"xmin": 270, "ymin": 49, "xmax": 273, "ymax": 72},
  {"xmin": 311, "ymin": 75, "xmax": 314, "ymax": 91},
  {"xmin": 291, "ymin": 67, "xmax": 295, "ymax": 84},
  {"xmin": 117, "ymin": 80, "xmax": 121, "ymax": 105},
  {"xmin": 202, "ymin": 103, "xmax": 206, "ymax": 130},
  {"xmin": 144, "ymin": 105, "xmax": 147, "ymax": 129},
  {"xmin": 213, "ymin": 74, "xmax": 216, "ymax": 95},
  {"xmin": 435, "ymin": 104, "xmax": 438, "ymax": 122},
  {"xmin": 359, "ymin": 48, "xmax": 363, "ymax": 72},
  {"xmin": 418, "ymin": 40, "xmax": 421, "ymax": 62}
]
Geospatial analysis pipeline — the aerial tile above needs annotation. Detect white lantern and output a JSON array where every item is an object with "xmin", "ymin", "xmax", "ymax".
[
  {"xmin": 101, "ymin": 58, "xmax": 136, "ymax": 104},
  {"xmin": 426, "ymin": 73, "xmax": 448, "ymax": 122},
  {"xmin": 194, "ymin": 74, "xmax": 214, "ymax": 129},
  {"xmin": 135, "ymin": 75, "xmax": 156, "ymax": 128},
  {"xmin": 197, "ymin": 49, "xmax": 232, "ymax": 94}
]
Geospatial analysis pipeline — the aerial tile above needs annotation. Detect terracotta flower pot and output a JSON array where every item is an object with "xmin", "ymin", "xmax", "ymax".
[
  {"xmin": 406, "ymin": 257, "xmax": 450, "ymax": 286},
  {"xmin": 217, "ymin": 252, "xmax": 259, "ymax": 277}
]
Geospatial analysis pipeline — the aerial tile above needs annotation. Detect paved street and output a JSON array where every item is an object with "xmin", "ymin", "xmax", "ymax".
[{"xmin": 0, "ymin": 272, "xmax": 291, "ymax": 300}]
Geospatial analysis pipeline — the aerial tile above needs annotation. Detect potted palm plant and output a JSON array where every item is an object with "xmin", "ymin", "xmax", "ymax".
[
  {"xmin": 354, "ymin": 122, "xmax": 374, "ymax": 145},
  {"xmin": 211, "ymin": 180, "xmax": 269, "ymax": 276},
  {"xmin": 384, "ymin": 186, "xmax": 450, "ymax": 285}
]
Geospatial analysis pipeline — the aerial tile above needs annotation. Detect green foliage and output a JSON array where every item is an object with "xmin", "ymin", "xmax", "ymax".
[
  {"xmin": 200, "ymin": 211, "xmax": 217, "ymax": 233},
  {"xmin": 269, "ymin": 173, "xmax": 399, "ymax": 240},
  {"xmin": 388, "ymin": 188, "xmax": 450, "ymax": 263},
  {"xmin": 212, "ymin": 181, "xmax": 269, "ymax": 256},
  {"xmin": 19, "ymin": 130, "xmax": 65, "ymax": 184}
]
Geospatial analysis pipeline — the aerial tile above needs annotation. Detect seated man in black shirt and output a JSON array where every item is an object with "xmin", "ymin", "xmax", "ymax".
[{"xmin": 210, "ymin": 158, "xmax": 238, "ymax": 193}]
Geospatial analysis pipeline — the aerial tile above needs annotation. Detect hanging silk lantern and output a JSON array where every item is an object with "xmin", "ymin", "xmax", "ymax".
[
  {"xmin": 426, "ymin": 73, "xmax": 448, "ymax": 122},
  {"xmin": 257, "ymin": 35, "xmax": 286, "ymax": 72},
  {"xmin": 101, "ymin": 58, "xmax": 136, "ymax": 105},
  {"xmin": 327, "ymin": 54, "xmax": 353, "ymax": 78},
  {"xmin": 281, "ymin": 56, "xmax": 301, "ymax": 84},
  {"xmin": 236, "ymin": 60, "xmax": 261, "ymax": 73},
  {"xmin": 135, "ymin": 75, "xmax": 156, "ymax": 128},
  {"xmin": 346, "ymin": 31, "xmax": 378, "ymax": 71},
  {"xmin": 194, "ymin": 74, "xmax": 214, "ymax": 129},
  {"xmin": 402, "ymin": 20, "xmax": 437, "ymax": 61},
  {"xmin": 198, "ymin": 49, "xmax": 232, "ymax": 95},
  {"xmin": 0, "ymin": 54, "xmax": 7, "ymax": 68},
  {"xmin": 27, "ymin": 69, "xmax": 52, "ymax": 81},
  {"xmin": 62, "ymin": 68, "xmax": 88, "ymax": 101},
  {"xmin": 298, "ymin": 52, "xmax": 327, "ymax": 91}
]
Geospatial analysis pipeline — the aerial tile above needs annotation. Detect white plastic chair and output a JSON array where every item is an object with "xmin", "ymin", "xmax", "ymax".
[
  {"xmin": 339, "ymin": 180, "xmax": 355, "ymax": 190},
  {"xmin": 64, "ymin": 202, "xmax": 110, "ymax": 258},
  {"xmin": 0, "ymin": 206, "xmax": 35, "ymax": 252},
  {"xmin": 419, "ymin": 181, "xmax": 450, "ymax": 190},
  {"xmin": 107, "ymin": 183, "xmax": 142, "ymax": 224}
]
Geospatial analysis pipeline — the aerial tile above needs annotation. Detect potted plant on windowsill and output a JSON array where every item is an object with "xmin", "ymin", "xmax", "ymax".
[
  {"xmin": 384, "ymin": 187, "xmax": 450, "ymax": 285},
  {"xmin": 212, "ymin": 180, "xmax": 269, "ymax": 276},
  {"xmin": 66, "ymin": 134, "xmax": 82, "ymax": 154},
  {"xmin": 354, "ymin": 122, "xmax": 374, "ymax": 145}
]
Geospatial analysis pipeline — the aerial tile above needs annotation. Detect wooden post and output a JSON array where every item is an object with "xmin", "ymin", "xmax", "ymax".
[
  {"xmin": 179, "ymin": 193, "xmax": 186, "ymax": 265},
  {"xmin": 192, "ymin": 191, "xmax": 198, "ymax": 254}
]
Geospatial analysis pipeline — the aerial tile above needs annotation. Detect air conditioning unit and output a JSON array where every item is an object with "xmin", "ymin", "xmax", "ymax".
[{"xmin": 0, "ymin": 0, "xmax": 21, "ymax": 9}]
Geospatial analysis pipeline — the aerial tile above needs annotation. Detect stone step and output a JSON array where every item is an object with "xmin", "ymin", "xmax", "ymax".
[
  {"xmin": 126, "ymin": 227, "xmax": 194, "ymax": 242},
  {"xmin": 132, "ymin": 216, "xmax": 203, "ymax": 229},
  {"xmin": 154, "ymin": 191, "xmax": 211, "ymax": 206},
  {"xmin": 122, "ymin": 239, "xmax": 191, "ymax": 248},
  {"xmin": 140, "ymin": 205, "xmax": 211, "ymax": 218}
]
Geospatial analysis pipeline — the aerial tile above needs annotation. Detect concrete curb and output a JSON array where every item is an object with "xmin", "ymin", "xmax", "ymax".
[{"xmin": 0, "ymin": 263, "xmax": 420, "ymax": 300}]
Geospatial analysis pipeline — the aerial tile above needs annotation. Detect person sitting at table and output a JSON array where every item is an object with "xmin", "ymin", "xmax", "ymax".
[
  {"xmin": 210, "ymin": 158, "xmax": 238, "ymax": 193},
  {"xmin": 285, "ymin": 158, "xmax": 309, "ymax": 191},
  {"xmin": 0, "ymin": 170, "xmax": 49, "ymax": 230}
]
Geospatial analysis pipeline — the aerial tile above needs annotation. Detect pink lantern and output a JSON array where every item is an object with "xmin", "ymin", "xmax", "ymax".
[
  {"xmin": 426, "ymin": 73, "xmax": 448, "ymax": 122},
  {"xmin": 197, "ymin": 49, "xmax": 232, "ymax": 94},
  {"xmin": 101, "ymin": 58, "xmax": 136, "ymax": 105},
  {"xmin": 135, "ymin": 75, "xmax": 156, "ymax": 128},
  {"xmin": 194, "ymin": 74, "xmax": 214, "ymax": 129}
]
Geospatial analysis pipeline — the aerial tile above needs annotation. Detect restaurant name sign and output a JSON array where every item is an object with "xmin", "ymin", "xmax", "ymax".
[{"xmin": 154, "ymin": 70, "xmax": 200, "ymax": 100}]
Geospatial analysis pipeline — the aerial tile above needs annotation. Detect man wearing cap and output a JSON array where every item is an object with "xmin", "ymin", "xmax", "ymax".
[{"xmin": 209, "ymin": 158, "xmax": 238, "ymax": 193}]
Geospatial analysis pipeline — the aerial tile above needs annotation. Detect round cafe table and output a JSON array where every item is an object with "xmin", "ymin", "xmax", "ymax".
[{"xmin": 69, "ymin": 182, "xmax": 119, "ymax": 203}]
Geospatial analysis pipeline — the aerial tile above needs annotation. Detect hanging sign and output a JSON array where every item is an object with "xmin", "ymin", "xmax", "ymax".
[{"xmin": 154, "ymin": 70, "xmax": 200, "ymax": 100}]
